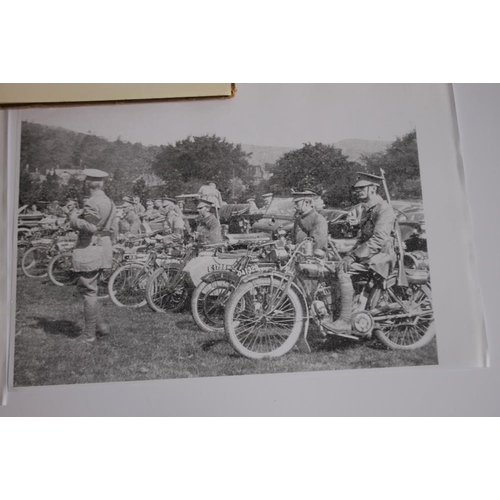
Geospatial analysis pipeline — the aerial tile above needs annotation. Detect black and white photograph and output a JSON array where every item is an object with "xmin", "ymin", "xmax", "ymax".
[{"xmin": 12, "ymin": 84, "xmax": 437, "ymax": 387}]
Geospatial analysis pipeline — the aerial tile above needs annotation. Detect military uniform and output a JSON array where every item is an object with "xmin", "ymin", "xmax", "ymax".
[
  {"xmin": 197, "ymin": 213, "xmax": 222, "ymax": 244},
  {"xmin": 119, "ymin": 207, "xmax": 142, "ymax": 235},
  {"xmin": 292, "ymin": 208, "xmax": 328, "ymax": 251},
  {"xmin": 323, "ymin": 172, "xmax": 397, "ymax": 335},
  {"xmin": 198, "ymin": 183, "xmax": 224, "ymax": 209},
  {"xmin": 69, "ymin": 170, "xmax": 117, "ymax": 343},
  {"xmin": 348, "ymin": 194, "xmax": 396, "ymax": 278}
]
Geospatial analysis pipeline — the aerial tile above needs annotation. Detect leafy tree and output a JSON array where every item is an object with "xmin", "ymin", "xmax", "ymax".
[
  {"xmin": 38, "ymin": 172, "xmax": 61, "ymax": 202},
  {"xmin": 268, "ymin": 142, "xmax": 355, "ymax": 207},
  {"xmin": 132, "ymin": 178, "xmax": 149, "ymax": 204},
  {"xmin": 18, "ymin": 167, "xmax": 41, "ymax": 206},
  {"xmin": 151, "ymin": 135, "xmax": 254, "ymax": 200},
  {"xmin": 360, "ymin": 130, "xmax": 421, "ymax": 199}
]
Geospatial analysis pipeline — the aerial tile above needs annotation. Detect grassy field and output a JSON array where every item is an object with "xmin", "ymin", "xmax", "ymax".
[{"xmin": 13, "ymin": 274, "xmax": 439, "ymax": 387}]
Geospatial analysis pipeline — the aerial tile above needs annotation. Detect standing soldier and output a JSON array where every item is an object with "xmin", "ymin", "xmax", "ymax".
[
  {"xmin": 198, "ymin": 181, "xmax": 225, "ymax": 210},
  {"xmin": 195, "ymin": 199, "xmax": 222, "ymax": 244},
  {"xmin": 322, "ymin": 172, "xmax": 397, "ymax": 335},
  {"xmin": 69, "ymin": 169, "xmax": 117, "ymax": 344}
]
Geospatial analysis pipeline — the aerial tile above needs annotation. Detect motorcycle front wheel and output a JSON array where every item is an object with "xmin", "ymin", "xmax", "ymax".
[
  {"xmin": 224, "ymin": 277, "xmax": 304, "ymax": 359},
  {"xmin": 108, "ymin": 262, "xmax": 148, "ymax": 308},
  {"xmin": 48, "ymin": 252, "xmax": 77, "ymax": 287},
  {"xmin": 21, "ymin": 245, "xmax": 49, "ymax": 278},
  {"xmin": 368, "ymin": 284, "xmax": 435, "ymax": 350}
]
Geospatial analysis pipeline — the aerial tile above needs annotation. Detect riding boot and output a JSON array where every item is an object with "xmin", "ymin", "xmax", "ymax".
[
  {"xmin": 322, "ymin": 271, "xmax": 354, "ymax": 334},
  {"xmin": 95, "ymin": 301, "xmax": 110, "ymax": 337},
  {"xmin": 82, "ymin": 298, "xmax": 98, "ymax": 343}
]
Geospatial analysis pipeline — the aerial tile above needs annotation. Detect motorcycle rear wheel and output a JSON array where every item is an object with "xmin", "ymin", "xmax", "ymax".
[
  {"xmin": 191, "ymin": 276, "xmax": 236, "ymax": 333},
  {"xmin": 224, "ymin": 277, "xmax": 304, "ymax": 359},
  {"xmin": 108, "ymin": 263, "xmax": 148, "ymax": 308},
  {"xmin": 369, "ymin": 284, "xmax": 435, "ymax": 350}
]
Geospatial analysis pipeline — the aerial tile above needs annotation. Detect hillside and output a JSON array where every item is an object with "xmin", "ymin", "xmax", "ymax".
[
  {"xmin": 334, "ymin": 139, "xmax": 391, "ymax": 162},
  {"xmin": 241, "ymin": 144, "xmax": 293, "ymax": 166}
]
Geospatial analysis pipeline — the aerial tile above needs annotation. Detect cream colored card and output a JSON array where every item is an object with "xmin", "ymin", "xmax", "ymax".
[{"xmin": 0, "ymin": 83, "xmax": 233, "ymax": 106}]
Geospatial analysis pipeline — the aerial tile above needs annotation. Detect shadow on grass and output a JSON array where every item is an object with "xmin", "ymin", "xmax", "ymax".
[{"xmin": 32, "ymin": 316, "xmax": 81, "ymax": 338}]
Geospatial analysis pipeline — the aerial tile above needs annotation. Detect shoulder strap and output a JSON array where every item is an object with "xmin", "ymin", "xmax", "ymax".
[{"xmin": 97, "ymin": 200, "xmax": 116, "ymax": 231}]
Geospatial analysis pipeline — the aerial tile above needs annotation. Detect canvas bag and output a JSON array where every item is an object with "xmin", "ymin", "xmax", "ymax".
[{"xmin": 72, "ymin": 201, "xmax": 116, "ymax": 273}]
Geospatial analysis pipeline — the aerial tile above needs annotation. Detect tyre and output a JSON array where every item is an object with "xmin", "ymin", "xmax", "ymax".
[
  {"xmin": 48, "ymin": 252, "xmax": 77, "ymax": 287},
  {"xmin": 368, "ymin": 284, "xmax": 435, "ymax": 350},
  {"xmin": 21, "ymin": 246, "xmax": 49, "ymax": 278},
  {"xmin": 224, "ymin": 276, "xmax": 304, "ymax": 359},
  {"xmin": 97, "ymin": 261, "xmax": 118, "ymax": 300},
  {"xmin": 145, "ymin": 264, "xmax": 189, "ymax": 313},
  {"xmin": 108, "ymin": 262, "xmax": 148, "ymax": 308},
  {"xmin": 191, "ymin": 276, "xmax": 236, "ymax": 333},
  {"xmin": 17, "ymin": 242, "xmax": 29, "ymax": 268}
]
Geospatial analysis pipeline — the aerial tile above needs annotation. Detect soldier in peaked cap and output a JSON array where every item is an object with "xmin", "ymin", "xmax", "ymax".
[
  {"xmin": 195, "ymin": 198, "xmax": 222, "ymax": 244},
  {"xmin": 69, "ymin": 169, "xmax": 118, "ymax": 344},
  {"xmin": 246, "ymin": 196, "xmax": 259, "ymax": 214},
  {"xmin": 161, "ymin": 197, "xmax": 185, "ymax": 244},
  {"xmin": 321, "ymin": 172, "xmax": 397, "ymax": 336},
  {"xmin": 291, "ymin": 189, "xmax": 328, "ymax": 251},
  {"xmin": 143, "ymin": 199, "xmax": 159, "ymax": 222},
  {"xmin": 119, "ymin": 195, "xmax": 141, "ymax": 235}
]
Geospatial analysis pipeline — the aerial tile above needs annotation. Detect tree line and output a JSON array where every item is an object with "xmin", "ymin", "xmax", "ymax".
[{"xmin": 19, "ymin": 121, "xmax": 422, "ymax": 208}]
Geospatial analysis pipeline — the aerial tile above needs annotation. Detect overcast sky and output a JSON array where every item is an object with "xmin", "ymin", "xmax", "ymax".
[{"xmin": 19, "ymin": 83, "xmax": 417, "ymax": 148}]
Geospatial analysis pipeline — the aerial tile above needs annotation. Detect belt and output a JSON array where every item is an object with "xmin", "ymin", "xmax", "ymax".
[{"xmin": 95, "ymin": 230, "xmax": 112, "ymax": 237}]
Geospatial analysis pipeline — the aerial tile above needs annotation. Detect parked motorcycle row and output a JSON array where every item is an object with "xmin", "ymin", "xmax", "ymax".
[{"xmin": 17, "ymin": 215, "xmax": 435, "ymax": 360}]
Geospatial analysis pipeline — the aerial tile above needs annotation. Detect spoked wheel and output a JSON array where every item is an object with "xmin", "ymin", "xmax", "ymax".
[
  {"xmin": 48, "ymin": 252, "xmax": 77, "ymax": 287},
  {"xmin": 108, "ymin": 262, "xmax": 148, "ymax": 308},
  {"xmin": 224, "ymin": 277, "xmax": 304, "ymax": 359},
  {"xmin": 21, "ymin": 246, "xmax": 50, "ymax": 278},
  {"xmin": 368, "ymin": 284, "xmax": 435, "ymax": 350},
  {"xmin": 17, "ymin": 242, "xmax": 30, "ymax": 269},
  {"xmin": 97, "ymin": 257, "xmax": 121, "ymax": 300},
  {"xmin": 145, "ymin": 264, "xmax": 189, "ymax": 313},
  {"xmin": 191, "ymin": 276, "xmax": 236, "ymax": 333}
]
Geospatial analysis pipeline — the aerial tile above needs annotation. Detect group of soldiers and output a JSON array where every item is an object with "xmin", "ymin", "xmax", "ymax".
[{"xmin": 64, "ymin": 168, "xmax": 396, "ymax": 345}]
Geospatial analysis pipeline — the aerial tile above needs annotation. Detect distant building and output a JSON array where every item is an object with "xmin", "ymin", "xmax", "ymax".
[{"xmin": 133, "ymin": 173, "xmax": 166, "ymax": 187}]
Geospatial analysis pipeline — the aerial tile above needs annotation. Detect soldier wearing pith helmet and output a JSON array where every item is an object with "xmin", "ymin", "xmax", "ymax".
[{"xmin": 69, "ymin": 169, "xmax": 118, "ymax": 344}]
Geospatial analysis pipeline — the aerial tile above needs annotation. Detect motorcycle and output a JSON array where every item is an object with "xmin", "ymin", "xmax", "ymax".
[
  {"xmin": 190, "ymin": 240, "xmax": 282, "ymax": 333},
  {"xmin": 223, "ymin": 238, "xmax": 435, "ymax": 359}
]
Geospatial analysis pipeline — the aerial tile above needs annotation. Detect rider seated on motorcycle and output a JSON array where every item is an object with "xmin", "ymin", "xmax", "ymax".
[
  {"xmin": 161, "ymin": 197, "xmax": 186, "ymax": 246},
  {"xmin": 291, "ymin": 190, "xmax": 328, "ymax": 251},
  {"xmin": 322, "ymin": 172, "xmax": 397, "ymax": 335}
]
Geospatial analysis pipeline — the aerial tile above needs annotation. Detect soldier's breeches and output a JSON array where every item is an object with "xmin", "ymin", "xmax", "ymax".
[{"xmin": 78, "ymin": 270, "xmax": 101, "ymax": 340}]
